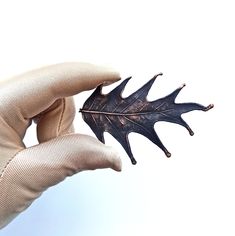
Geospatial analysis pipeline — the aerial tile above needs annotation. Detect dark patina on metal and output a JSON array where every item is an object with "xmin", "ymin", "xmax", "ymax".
[{"xmin": 80, "ymin": 74, "xmax": 213, "ymax": 165}]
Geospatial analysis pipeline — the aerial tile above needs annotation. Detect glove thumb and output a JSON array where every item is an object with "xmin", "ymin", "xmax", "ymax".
[{"xmin": 0, "ymin": 134, "xmax": 121, "ymax": 228}]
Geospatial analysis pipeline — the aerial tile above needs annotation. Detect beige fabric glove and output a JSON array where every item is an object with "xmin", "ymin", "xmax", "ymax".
[{"xmin": 0, "ymin": 62, "xmax": 122, "ymax": 229}]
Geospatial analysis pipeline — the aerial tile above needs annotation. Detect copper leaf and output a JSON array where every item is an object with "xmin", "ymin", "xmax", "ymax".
[{"xmin": 80, "ymin": 74, "xmax": 213, "ymax": 165}]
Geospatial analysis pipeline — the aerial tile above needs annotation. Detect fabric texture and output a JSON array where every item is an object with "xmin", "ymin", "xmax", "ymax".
[{"xmin": 0, "ymin": 62, "xmax": 122, "ymax": 229}]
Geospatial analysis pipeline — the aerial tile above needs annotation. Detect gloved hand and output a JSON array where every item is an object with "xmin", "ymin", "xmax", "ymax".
[{"xmin": 0, "ymin": 62, "xmax": 122, "ymax": 229}]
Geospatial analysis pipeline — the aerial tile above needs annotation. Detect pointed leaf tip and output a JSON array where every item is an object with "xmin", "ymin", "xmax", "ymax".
[
  {"xmin": 152, "ymin": 73, "xmax": 163, "ymax": 79},
  {"xmin": 109, "ymin": 77, "xmax": 132, "ymax": 97},
  {"xmin": 166, "ymin": 151, "xmax": 171, "ymax": 158},
  {"xmin": 128, "ymin": 75, "xmax": 161, "ymax": 100},
  {"xmin": 203, "ymin": 104, "xmax": 214, "ymax": 111},
  {"xmin": 190, "ymin": 131, "xmax": 194, "ymax": 136},
  {"xmin": 94, "ymin": 84, "xmax": 103, "ymax": 95},
  {"xmin": 131, "ymin": 159, "xmax": 137, "ymax": 165}
]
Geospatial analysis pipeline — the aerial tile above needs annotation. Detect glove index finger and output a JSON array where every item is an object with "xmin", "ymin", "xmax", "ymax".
[{"xmin": 0, "ymin": 62, "xmax": 120, "ymax": 120}]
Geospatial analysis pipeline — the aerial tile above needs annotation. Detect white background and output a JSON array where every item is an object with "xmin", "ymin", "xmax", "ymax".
[{"xmin": 0, "ymin": 0, "xmax": 234, "ymax": 235}]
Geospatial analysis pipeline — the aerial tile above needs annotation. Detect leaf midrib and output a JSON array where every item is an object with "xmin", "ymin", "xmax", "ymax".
[{"xmin": 80, "ymin": 109, "xmax": 174, "ymax": 116}]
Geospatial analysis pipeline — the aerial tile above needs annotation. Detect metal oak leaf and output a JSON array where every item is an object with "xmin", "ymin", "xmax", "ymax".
[{"xmin": 80, "ymin": 74, "xmax": 213, "ymax": 165}]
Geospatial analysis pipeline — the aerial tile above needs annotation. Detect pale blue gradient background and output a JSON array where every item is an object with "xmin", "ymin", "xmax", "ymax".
[{"xmin": 0, "ymin": 0, "xmax": 234, "ymax": 235}]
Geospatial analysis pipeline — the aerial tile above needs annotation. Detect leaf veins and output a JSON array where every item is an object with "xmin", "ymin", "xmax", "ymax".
[{"xmin": 80, "ymin": 74, "xmax": 213, "ymax": 165}]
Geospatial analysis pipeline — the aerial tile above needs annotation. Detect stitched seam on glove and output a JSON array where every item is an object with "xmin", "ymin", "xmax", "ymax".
[
  {"xmin": 0, "ymin": 149, "xmax": 24, "ymax": 182},
  {"xmin": 57, "ymin": 98, "xmax": 66, "ymax": 134}
]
